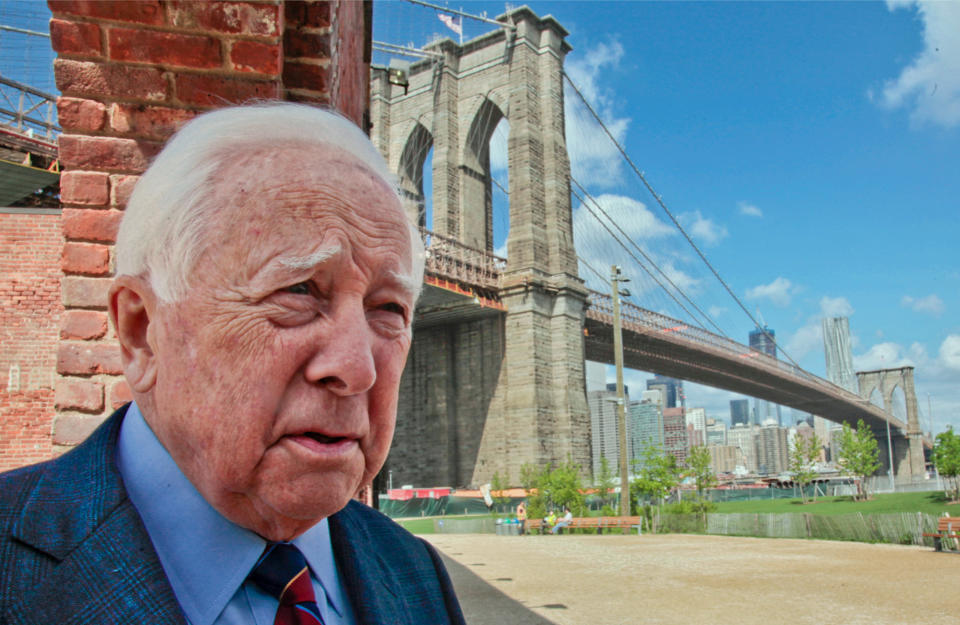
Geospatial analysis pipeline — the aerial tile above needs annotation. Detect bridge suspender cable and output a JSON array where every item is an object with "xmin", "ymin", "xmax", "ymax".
[
  {"xmin": 563, "ymin": 71, "xmax": 804, "ymax": 371},
  {"xmin": 571, "ymin": 177, "xmax": 729, "ymax": 338},
  {"xmin": 571, "ymin": 185, "xmax": 727, "ymax": 337}
]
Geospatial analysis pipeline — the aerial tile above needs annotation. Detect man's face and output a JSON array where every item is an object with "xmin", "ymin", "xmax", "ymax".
[{"xmin": 143, "ymin": 146, "xmax": 415, "ymax": 540}]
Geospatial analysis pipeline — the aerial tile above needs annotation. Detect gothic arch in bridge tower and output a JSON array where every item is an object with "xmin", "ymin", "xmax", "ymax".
[
  {"xmin": 397, "ymin": 121, "xmax": 433, "ymax": 228},
  {"xmin": 370, "ymin": 6, "xmax": 590, "ymax": 488},
  {"xmin": 856, "ymin": 367, "xmax": 926, "ymax": 481}
]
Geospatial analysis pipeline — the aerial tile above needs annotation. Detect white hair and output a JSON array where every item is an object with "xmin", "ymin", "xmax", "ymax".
[{"xmin": 115, "ymin": 102, "xmax": 425, "ymax": 302}]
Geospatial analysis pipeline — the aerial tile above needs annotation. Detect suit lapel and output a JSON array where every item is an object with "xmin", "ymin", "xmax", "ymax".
[
  {"xmin": 329, "ymin": 504, "xmax": 412, "ymax": 625},
  {"xmin": 8, "ymin": 407, "xmax": 186, "ymax": 625}
]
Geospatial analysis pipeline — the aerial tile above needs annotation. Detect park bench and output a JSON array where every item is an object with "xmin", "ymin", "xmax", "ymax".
[
  {"xmin": 526, "ymin": 516, "xmax": 644, "ymax": 535},
  {"xmin": 922, "ymin": 516, "xmax": 960, "ymax": 552}
]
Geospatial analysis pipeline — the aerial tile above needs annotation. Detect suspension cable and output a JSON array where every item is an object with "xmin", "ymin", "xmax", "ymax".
[{"xmin": 563, "ymin": 71, "xmax": 803, "ymax": 369}]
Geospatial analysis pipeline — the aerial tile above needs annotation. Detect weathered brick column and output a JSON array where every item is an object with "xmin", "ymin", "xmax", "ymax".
[{"xmin": 47, "ymin": 0, "xmax": 370, "ymax": 454}]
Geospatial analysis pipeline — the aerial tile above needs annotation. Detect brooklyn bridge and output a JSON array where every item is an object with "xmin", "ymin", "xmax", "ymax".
[{"xmin": 369, "ymin": 7, "xmax": 927, "ymax": 488}]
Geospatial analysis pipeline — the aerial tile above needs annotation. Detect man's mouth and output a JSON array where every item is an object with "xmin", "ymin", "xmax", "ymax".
[{"xmin": 304, "ymin": 432, "xmax": 345, "ymax": 445}]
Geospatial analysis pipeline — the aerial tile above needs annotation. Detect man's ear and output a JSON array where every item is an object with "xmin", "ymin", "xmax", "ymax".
[{"xmin": 108, "ymin": 275, "xmax": 160, "ymax": 393}]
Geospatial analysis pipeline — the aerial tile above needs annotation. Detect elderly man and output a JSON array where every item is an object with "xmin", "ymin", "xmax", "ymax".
[{"xmin": 0, "ymin": 104, "xmax": 465, "ymax": 625}]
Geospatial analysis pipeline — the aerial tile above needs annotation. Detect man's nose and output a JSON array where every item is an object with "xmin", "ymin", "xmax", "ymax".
[{"xmin": 303, "ymin": 303, "xmax": 377, "ymax": 394}]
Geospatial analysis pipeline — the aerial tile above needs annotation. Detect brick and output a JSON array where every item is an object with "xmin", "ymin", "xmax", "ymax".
[
  {"xmin": 282, "ymin": 60, "xmax": 327, "ymax": 92},
  {"xmin": 109, "ymin": 103, "xmax": 197, "ymax": 140},
  {"xmin": 111, "ymin": 379, "xmax": 132, "ymax": 410},
  {"xmin": 108, "ymin": 28, "xmax": 222, "ymax": 69},
  {"xmin": 174, "ymin": 73, "xmax": 279, "ymax": 107},
  {"xmin": 57, "ymin": 341, "xmax": 123, "ymax": 376},
  {"xmin": 230, "ymin": 40, "xmax": 281, "ymax": 75},
  {"xmin": 61, "ymin": 208, "xmax": 123, "ymax": 243},
  {"xmin": 58, "ymin": 135, "xmax": 160, "ymax": 173},
  {"xmin": 57, "ymin": 97, "xmax": 106, "ymax": 132},
  {"xmin": 48, "ymin": 1, "xmax": 164, "ymax": 25},
  {"xmin": 110, "ymin": 174, "xmax": 140, "ymax": 208},
  {"xmin": 60, "ymin": 171, "xmax": 109, "ymax": 206},
  {"xmin": 169, "ymin": 1, "xmax": 281, "ymax": 37},
  {"xmin": 284, "ymin": 30, "xmax": 331, "ymax": 59},
  {"xmin": 62, "ymin": 276, "xmax": 112, "ymax": 308},
  {"xmin": 61, "ymin": 310, "xmax": 108, "ymax": 340},
  {"xmin": 55, "ymin": 378, "xmax": 104, "ymax": 412},
  {"xmin": 285, "ymin": 1, "xmax": 331, "ymax": 29},
  {"xmin": 52, "ymin": 413, "xmax": 108, "ymax": 446},
  {"xmin": 54, "ymin": 59, "xmax": 168, "ymax": 102},
  {"xmin": 60, "ymin": 208, "xmax": 122, "ymax": 243},
  {"xmin": 49, "ymin": 18, "xmax": 102, "ymax": 57},
  {"xmin": 61, "ymin": 242, "xmax": 111, "ymax": 276}
]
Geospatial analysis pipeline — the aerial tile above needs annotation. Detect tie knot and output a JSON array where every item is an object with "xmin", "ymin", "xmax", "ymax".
[{"xmin": 249, "ymin": 543, "xmax": 313, "ymax": 605}]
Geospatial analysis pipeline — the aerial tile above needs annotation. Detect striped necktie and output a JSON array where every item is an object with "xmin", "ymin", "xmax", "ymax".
[{"xmin": 249, "ymin": 543, "xmax": 325, "ymax": 625}]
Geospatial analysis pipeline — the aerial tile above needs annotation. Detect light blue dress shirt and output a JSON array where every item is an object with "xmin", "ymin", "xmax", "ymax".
[{"xmin": 117, "ymin": 402, "xmax": 357, "ymax": 625}]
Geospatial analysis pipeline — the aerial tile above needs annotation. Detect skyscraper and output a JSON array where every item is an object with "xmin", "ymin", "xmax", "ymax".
[
  {"xmin": 646, "ymin": 374, "xmax": 683, "ymax": 409},
  {"xmin": 730, "ymin": 399, "xmax": 750, "ymax": 426},
  {"xmin": 749, "ymin": 326, "xmax": 782, "ymax": 426},
  {"xmin": 822, "ymin": 317, "xmax": 857, "ymax": 393}
]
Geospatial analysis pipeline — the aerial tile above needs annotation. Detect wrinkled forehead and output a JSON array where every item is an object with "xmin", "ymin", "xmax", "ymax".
[
  {"xmin": 201, "ymin": 144, "xmax": 412, "ymax": 270},
  {"xmin": 209, "ymin": 144, "xmax": 403, "ymax": 229}
]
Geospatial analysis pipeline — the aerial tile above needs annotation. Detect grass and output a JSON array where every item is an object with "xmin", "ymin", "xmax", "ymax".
[
  {"xmin": 395, "ymin": 514, "xmax": 492, "ymax": 535},
  {"xmin": 711, "ymin": 490, "xmax": 957, "ymax": 516}
]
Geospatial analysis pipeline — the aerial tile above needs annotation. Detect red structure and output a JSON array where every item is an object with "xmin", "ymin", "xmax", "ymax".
[{"xmin": 0, "ymin": 1, "xmax": 372, "ymax": 469}]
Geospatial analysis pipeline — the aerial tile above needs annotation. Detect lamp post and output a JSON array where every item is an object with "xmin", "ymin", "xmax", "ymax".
[{"xmin": 611, "ymin": 265, "xmax": 631, "ymax": 517}]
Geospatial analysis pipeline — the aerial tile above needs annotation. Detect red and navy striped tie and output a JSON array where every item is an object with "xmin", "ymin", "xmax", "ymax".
[{"xmin": 249, "ymin": 543, "xmax": 325, "ymax": 625}]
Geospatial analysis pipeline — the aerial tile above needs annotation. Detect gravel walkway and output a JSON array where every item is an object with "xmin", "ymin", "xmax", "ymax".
[{"xmin": 425, "ymin": 533, "xmax": 958, "ymax": 625}]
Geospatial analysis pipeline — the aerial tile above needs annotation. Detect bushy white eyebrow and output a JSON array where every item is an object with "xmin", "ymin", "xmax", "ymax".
[
  {"xmin": 277, "ymin": 244, "xmax": 342, "ymax": 270},
  {"xmin": 386, "ymin": 269, "xmax": 421, "ymax": 301}
]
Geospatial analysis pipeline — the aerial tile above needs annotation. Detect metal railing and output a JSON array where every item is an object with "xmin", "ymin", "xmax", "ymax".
[
  {"xmin": 587, "ymin": 289, "xmax": 873, "ymax": 400},
  {"xmin": 419, "ymin": 226, "xmax": 506, "ymax": 290},
  {"xmin": 0, "ymin": 75, "xmax": 59, "ymax": 142}
]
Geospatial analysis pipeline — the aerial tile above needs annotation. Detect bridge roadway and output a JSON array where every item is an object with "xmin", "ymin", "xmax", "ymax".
[{"xmin": 416, "ymin": 229, "xmax": 910, "ymax": 437}]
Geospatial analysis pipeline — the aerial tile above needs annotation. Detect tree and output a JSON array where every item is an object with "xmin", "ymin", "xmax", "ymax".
[
  {"xmin": 790, "ymin": 433, "xmax": 821, "ymax": 504},
  {"xmin": 595, "ymin": 455, "xmax": 617, "ymax": 514},
  {"xmin": 521, "ymin": 460, "xmax": 587, "ymax": 522},
  {"xmin": 490, "ymin": 470, "xmax": 511, "ymax": 513},
  {"xmin": 631, "ymin": 446, "xmax": 681, "ymax": 513},
  {"xmin": 837, "ymin": 420, "xmax": 881, "ymax": 501},
  {"xmin": 685, "ymin": 445, "xmax": 717, "ymax": 500},
  {"xmin": 932, "ymin": 426, "xmax": 960, "ymax": 502}
]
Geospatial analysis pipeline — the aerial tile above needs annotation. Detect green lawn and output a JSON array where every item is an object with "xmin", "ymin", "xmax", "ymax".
[
  {"xmin": 712, "ymin": 490, "xmax": 957, "ymax": 516},
  {"xmin": 395, "ymin": 514, "xmax": 492, "ymax": 534}
]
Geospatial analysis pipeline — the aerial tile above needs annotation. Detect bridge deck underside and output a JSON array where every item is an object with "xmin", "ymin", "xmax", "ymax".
[{"xmin": 584, "ymin": 317, "xmax": 905, "ymax": 434}]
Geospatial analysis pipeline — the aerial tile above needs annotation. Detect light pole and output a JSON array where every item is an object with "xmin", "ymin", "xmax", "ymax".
[{"xmin": 611, "ymin": 265, "xmax": 631, "ymax": 517}]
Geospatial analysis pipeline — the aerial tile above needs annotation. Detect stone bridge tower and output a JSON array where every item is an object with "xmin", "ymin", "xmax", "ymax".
[
  {"xmin": 856, "ymin": 367, "xmax": 926, "ymax": 481},
  {"xmin": 370, "ymin": 7, "xmax": 590, "ymax": 487}
]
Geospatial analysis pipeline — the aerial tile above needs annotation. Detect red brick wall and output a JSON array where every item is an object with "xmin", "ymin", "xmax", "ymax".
[
  {"xmin": 0, "ymin": 210, "xmax": 63, "ymax": 470},
  {"xmin": 0, "ymin": 0, "xmax": 372, "ymax": 463}
]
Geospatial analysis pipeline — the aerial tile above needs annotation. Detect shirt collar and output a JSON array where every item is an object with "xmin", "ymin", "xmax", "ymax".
[{"xmin": 117, "ymin": 402, "xmax": 347, "ymax": 625}]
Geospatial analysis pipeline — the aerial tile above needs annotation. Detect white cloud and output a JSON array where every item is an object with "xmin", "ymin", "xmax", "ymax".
[
  {"xmin": 488, "ymin": 118, "xmax": 510, "ymax": 174},
  {"xmin": 564, "ymin": 40, "xmax": 631, "ymax": 188},
  {"xmin": 880, "ymin": 1, "xmax": 960, "ymax": 127},
  {"xmin": 708, "ymin": 305, "xmax": 727, "ymax": 319},
  {"xmin": 574, "ymin": 194, "xmax": 692, "ymax": 293},
  {"xmin": 786, "ymin": 323, "xmax": 823, "ymax": 360},
  {"xmin": 939, "ymin": 334, "xmax": 960, "ymax": 371},
  {"xmin": 854, "ymin": 341, "xmax": 918, "ymax": 371},
  {"xmin": 738, "ymin": 202, "xmax": 763, "ymax": 218},
  {"xmin": 682, "ymin": 210, "xmax": 728, "ymax": 246},
  {"xmin": 901, "ymin": 294, "xmax": 945, "ymax": 316},
  {"xmin": 745, "ymin": 277, "xmax": 797, "ymax": 307},
  {"xmin": 820, "ymin": 296, "xmax": 854, "ymax": 317}
]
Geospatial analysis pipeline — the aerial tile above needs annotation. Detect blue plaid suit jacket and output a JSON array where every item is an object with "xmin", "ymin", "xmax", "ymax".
[{"xmin": 0, "ymin": 405, "xmax": 465, "ymax": 625}]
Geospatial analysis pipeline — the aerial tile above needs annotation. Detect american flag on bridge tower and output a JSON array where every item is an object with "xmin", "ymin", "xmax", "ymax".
[{"xmin": 438, "ymin": 13, "xmax": 462, "ymax": 35}]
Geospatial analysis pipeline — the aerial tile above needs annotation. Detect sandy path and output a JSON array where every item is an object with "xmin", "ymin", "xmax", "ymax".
[{"xmin": 425, "ymin": 533, "xmax": 958, "ymax": 625}]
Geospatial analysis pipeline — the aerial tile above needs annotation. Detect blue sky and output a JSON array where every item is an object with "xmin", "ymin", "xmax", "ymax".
[
  {"xmin": 373, "ymin": 0, "xmax": 960, "ymax": 433},
  {"xmin": 4, "ymin": 1, "xmax": 957, "ymax": 432}
]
